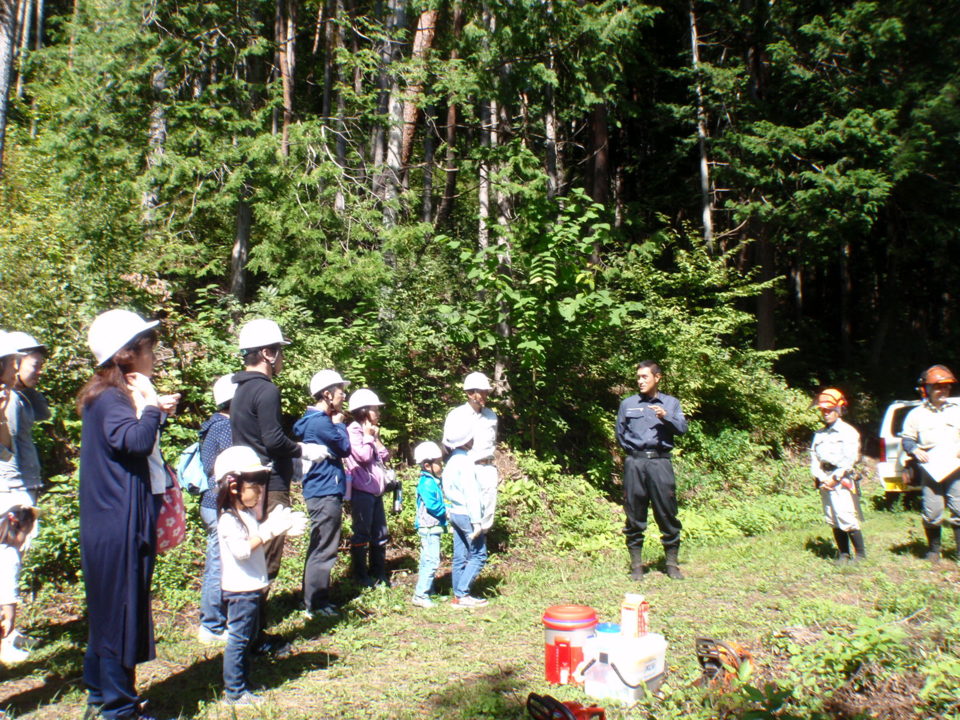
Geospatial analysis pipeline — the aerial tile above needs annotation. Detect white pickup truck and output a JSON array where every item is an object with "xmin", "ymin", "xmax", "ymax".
[{"xmin": 876, "ymin": 399, "xmax": 919, "ymax": 495}]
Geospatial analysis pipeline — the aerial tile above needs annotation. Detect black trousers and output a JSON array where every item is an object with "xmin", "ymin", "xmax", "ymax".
[
  {"xmin": 623, "ymin": 455, "xmax": 681, "ymax": 549},
  {"xmin": 302, "ymin": 494, "xmax": 343, "ymax": 610}
]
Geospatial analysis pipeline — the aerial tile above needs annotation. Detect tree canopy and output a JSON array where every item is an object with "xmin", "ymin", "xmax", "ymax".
[{"xmin": 2, "ymin": 0, "xmax": 959, "ymax": 472}]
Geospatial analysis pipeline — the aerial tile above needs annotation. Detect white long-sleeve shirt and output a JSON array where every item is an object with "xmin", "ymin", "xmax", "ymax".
[{"xmin": 218, "ymin": 508, "xmax": 269, "ymax": 593}]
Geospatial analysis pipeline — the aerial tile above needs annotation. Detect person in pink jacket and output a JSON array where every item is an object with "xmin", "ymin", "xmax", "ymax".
[{"xmin": 344, "ymin": 389, "xmax": 391, "ymax": 587}]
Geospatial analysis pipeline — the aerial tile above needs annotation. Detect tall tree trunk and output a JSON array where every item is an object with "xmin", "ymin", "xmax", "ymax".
[
  {"xmin": 421, "ymin": 106, "xmax": 434, "ymax": 222},
  {"xmin": 839, "ymin": 240, "xmax": 853, "ymax": 366},
  {"xmin": 756, "ymin": 234, "xmax": 776, "ymax": 350},
  {"xmin": 544, "ymin": 68, "xmax": 558, "ymax": 200},
  {"xmin": 0, "ymin": 0, "xmax": 19, "ymax": 176},
  {"xmin": 542, "ymin": 0, "xmax": 558, "ymax": 199},
  {"xmin": 399, "ymin": 7, "xmax": 437, "ymax": 169},
  {"xmin": 589, "ymin": 103, "xmax": 609, "ymax": 205},
  {"xmin": 379, "ymin": 0, "xmax": 407, "ymax": 226},
  {"xmin": 478, "ymin": 95, "xmax": 492, "ymax": 249},
  {"xmin": 689, "ymin": 0, "xmax": 715, "ymax": 251},
  {"xmin": 13, "ymin": 0, "xmax": 27, "ymax": 98},
  {"xmin": 319, "ymin": 0, "xmax": 335, "ymax": 118},
  {"xmin": 276, "ymin": 0, "xmax": 296, "ymax": 157},
  {"xmin": 28, "ymin": 0, "xmax": 39, "ymax": 136},
  {"xmin": 231, "ymin": 193, "xmax": 252, "ymax": 302},
  {"xmin": 434, "ymin": 1, "xmax": 463, "ymax": 227},
  {"xmin": 312, "ymin": 0, "xmax": 324, "ymax": 55},
  {"xmin": 141, "ymin": 65, "xmax": 167, "ymax": 230},
  {"xmin": 67, "ymin": 0, "xmax": 77, "ymax": 69},
  {"xmin": 587, "ymin": 102, "xmax": 609, "ymax": 264}
]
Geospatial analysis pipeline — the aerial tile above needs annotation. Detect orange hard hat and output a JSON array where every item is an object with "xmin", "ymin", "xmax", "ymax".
[
  {"xmin": 922, "ymin": 365, "xmax": 957, "ymax": 386},
  {"xmin": 816, "ymin": 388, "xmax": 847, "ymax": 410}
]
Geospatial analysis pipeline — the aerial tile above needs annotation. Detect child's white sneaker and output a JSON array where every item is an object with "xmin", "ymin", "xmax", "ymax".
[
  {"xmin": 7, "ymin": 629, "xmax": 38, "ymax": 650},
  {"xmin": 197, "ymin": 626, "xmax": 228, "ymax": 645},
  {"xmin": 451, "ymin": 595, "xmax": 488, "ymax": 608},
  {"xmin": 225, "ymin": 691, "xmax": 264, "ymax": 706},
  {"xmin": 411, "ymin": 595, "xmax": 434, "ymax": 608},
  {"xmin": 0, "ymin": 636, "xmax": 30, "ymax": 665}
]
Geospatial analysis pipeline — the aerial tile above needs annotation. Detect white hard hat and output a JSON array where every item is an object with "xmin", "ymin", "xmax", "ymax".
[
  {"xmin": 348, "ymin": 388, "xmax": 384, "ymax": 410},
  {"xmin": 238, "ymin": 318, "xmax": 290, "ymax": 351},
  {"xmin": 414, "ymin": 441, "xmax": 444, "ymax": 465},
  {"xmin": 463, "ymin": 371, "xmax": 493, "ymax": 391},
  {"xmin": 6, "ymin": 331, "xmax": 45, "ymax": 353},
  {"xmin": 310, "ymin": 369, "xmax": 351, "ymax": 397},
  {"xmin": 442, "ymin": 409, "xmax": 476, "ymax": 449},
  {"xmin": 0, "ymin": 332, "xmax": 24, "ymax": 360},
  {"xmin": 87, "ymin": 310, "xmax": 159, "ymax": 366},
  {"xmin": 212, "ymin": 374, "xmax": 238, "ymax": 407},
  {"xmin": 214, "ymin": 446, "xmax": 272, "ymax": 482}
]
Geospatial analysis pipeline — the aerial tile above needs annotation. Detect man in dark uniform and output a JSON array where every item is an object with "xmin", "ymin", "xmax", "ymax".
[{"xmin": 616, "ymin": 361, "xmax": 688, "ymax": 580}]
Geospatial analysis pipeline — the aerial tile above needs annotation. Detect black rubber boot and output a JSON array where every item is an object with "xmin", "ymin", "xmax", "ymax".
[
  {"xmin": 848, "ymin": 530, "xmax": 866, "ymax": 562},
  {"xmin": 628, "ymin": 547, "xmax": 645, "ymax": 581},
  {"xmin": 351, "ymin": 545, "xmax": 375, "ymax": 587},
  {"xmin": 369, "ymin": 544, "xmax": 390, "ymax": 587},
  {"xmin": 664, "ymin": 545, "xmax": 684, "ymax": 580},
  {"xmin": 832, "ymin": 527, "xmax": 851, "ymax": 565},
  {"xmin": 925, "ymin": 525, "xmax": 942, "ymax": 562}
]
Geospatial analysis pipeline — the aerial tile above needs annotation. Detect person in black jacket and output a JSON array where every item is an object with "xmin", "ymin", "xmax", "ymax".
[{"xmin": 230, "ymin": 320, "xmax": 327, "ymax": 649}]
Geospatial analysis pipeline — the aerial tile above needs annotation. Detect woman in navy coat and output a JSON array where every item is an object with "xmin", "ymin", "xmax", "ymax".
[{"xmin": 77, "ymin": 310, "xmax": 179, "ymax": 720}]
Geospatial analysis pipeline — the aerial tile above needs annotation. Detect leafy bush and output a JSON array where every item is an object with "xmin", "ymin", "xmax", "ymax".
[
  {"xmin": 21, "ymin": 473, "xmax": 81, "ymax": 590},
  {"xmin": 785, "ymin": 617, "xmax": 910, "ymax": 696}
]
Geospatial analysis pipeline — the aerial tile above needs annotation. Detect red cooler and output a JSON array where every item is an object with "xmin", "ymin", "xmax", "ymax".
[{"xmin": 542, "ymin": 604, "xmax": 597, "ymax": 685}]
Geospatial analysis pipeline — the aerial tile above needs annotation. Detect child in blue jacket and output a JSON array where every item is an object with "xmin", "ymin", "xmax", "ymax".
[
  {"xmin": 411, "ymin": 442, "xmax": 446, "ymax": 608},
  {"xmin": 293, "ymin": 370, "xmax": 352, "ymax": 617}
]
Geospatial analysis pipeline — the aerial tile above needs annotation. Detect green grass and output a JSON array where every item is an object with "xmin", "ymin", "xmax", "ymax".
[{"xmin": 3, "ymin": 492, "xmax": 960, "ymax": 719}]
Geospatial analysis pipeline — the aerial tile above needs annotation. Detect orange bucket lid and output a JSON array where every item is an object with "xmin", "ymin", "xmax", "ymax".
[{"xmin": 542, "ymin": 604, "xmax": 597, "ymax": 628}]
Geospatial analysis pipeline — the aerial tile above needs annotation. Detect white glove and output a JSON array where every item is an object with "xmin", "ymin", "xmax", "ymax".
[
  {"xmin": 299, "ymin": 442, "xmax": 330, "ymax": 463},
  {"xmin": 469, "ymin": 523, "xmax": 483, "ymax": 541},
  {"xmin": 259, "ymin": 506, "xmax": 294, "ymax": 542},
  {"xmin": 287, "ymin": 511, "xmax": 308, "ymax": 537}
]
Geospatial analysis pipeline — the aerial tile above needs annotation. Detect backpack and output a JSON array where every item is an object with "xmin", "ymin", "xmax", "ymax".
[{"xmin": 177, "ymin": 426, "xmax": 211, "ymax": 494}]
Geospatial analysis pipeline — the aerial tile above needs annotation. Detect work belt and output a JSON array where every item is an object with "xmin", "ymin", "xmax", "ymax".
[{"xmin": 629, "ymin": 449, "xmax": 671, "ymax": 459}]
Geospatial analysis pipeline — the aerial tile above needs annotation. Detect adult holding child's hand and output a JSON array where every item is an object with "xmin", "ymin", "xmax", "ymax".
[{"xmin": 77, "ymin": 309, "xmax": 171, "ymax": 720}]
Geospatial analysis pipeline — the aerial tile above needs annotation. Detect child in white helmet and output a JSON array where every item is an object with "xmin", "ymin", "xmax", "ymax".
[
  {"xmin": 442, "ymin": 413, "xmax": 487, "ymax": 608},
  {"xmin": 196, "ymin": 374, "xmax": 238, "ymax": 645},
  {"xmin": 6, "ymin": 331, "xmax": 48, "ymax": 505},
  {"xmin": 293, "ymin": 370, "xmax": 353, "ymax": 617},
  {"xmin": 411, "ymin": 441, "xmax": 446, "ymax": 608},
  {"xmin": 344, "ymin": 388, "xmax": 392, "ymax": 587},
  {"xmin": 0, "ymin": 333, "xmax": 30, "ymax": 515},
  {"xmin": 215, "ymin": 446, "xmax": 307, "ymax": 706},
  {"xmin": 0, "ymin": 505, "xmax": 38, "ymax": 665}
]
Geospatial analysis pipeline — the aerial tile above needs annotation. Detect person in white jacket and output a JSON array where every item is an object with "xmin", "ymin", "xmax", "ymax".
[
  {"xmin": 215, "ymin": 446, "xmax": 306, "ymax": 706},
  {"xmin": 444, "ymin": 372, "xmax": 499, "ymax": 531},
  {"xmin": 442, "ymin": 413, "xmax": 487, "ymax": 608}
]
